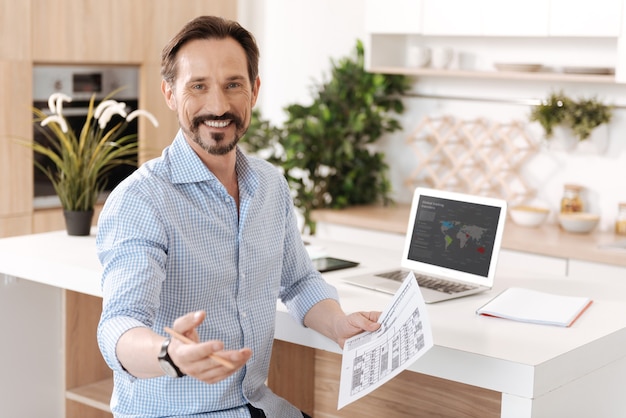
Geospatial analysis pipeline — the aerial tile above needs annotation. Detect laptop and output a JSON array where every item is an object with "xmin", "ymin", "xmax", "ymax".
[{"xmin": 342, "ymin": 187, "xmax": 507, "ymax": 303}]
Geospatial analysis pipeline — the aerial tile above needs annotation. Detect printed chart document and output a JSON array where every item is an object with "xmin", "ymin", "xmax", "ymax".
[
  {"xmin": 338, "ymin": 271, "xmax": 433, "ymax": 409},
  {"xmin": 476, "ymin": 287, "xmax": 593, "ymax": 327}
]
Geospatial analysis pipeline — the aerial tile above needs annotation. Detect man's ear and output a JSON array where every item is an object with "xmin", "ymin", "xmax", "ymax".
[
  {"xmin": 161, "ymin": 80, "xmax": 177, "ymax": 110},
  {"xmin": 250, "ymin": 76, "xmax": 261, "ymax": 108}
]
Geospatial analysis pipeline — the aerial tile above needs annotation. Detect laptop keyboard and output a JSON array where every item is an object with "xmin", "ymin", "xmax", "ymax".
[{"xmin": 375, "ymin": 270, "xmax": 478, "ymax": 294}]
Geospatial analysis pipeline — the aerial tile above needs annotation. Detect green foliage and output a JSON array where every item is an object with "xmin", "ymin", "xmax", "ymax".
[
  {"xmin": 530, "ymin": 91, "xmax": 612, "ymax": 141},
  {"xmin": 28, "ymin": 94, "xmax": 140, "ymax": 211},
  {"xmin": 244, "ymin": 40, "xmax": 411, "ymax": 234}
]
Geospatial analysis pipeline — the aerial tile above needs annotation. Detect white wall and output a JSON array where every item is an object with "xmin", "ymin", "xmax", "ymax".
[
  {"xmin": 0, "ymin": 277, "xmax": 63, "ymax": 418},
  {"xmin": 239, "ymin": 1, "xmax": 626, "ymax": 232}
]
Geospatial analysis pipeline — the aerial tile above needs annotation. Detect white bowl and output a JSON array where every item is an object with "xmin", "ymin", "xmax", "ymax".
[
  {"xmin": 509, "ymin": 205, "xmax": 550, "ymax": 227},
  {"xmin": 558, "ymin": 213, "xmax": 600, "ymax": 234}
]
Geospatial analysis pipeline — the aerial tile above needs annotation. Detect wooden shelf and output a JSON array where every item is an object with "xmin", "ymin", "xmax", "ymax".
[
  {"xmin": 369, "ymin": 66, "xmax": 617, "ymax": 83},
  {"xmin": 66, "ymin": 378, "xmax": 113, "ymax": 413}
]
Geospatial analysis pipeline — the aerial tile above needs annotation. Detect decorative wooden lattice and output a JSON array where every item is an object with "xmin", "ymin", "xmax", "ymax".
[{"xmin": 405, "ymin": 115, "xmax": 539, "ymax": 204}]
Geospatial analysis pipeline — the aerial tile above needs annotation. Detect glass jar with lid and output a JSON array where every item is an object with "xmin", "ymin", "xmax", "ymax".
[
  {"xmin": 616, "ymin": 202, "xmax": 626, "ymax": 235},
  {"xmin": 560, "ymin": 184, "xmax": 584, "ymax": 213}
]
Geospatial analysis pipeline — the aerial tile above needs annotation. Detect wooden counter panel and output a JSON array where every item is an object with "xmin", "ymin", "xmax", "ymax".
[
  {"xmin": 65, "ymin": 291, "xmax": 112, "ymax": 418},
  {"xmin": 313, "ymin": 349, "xmax": 500, "ymax": 418}
]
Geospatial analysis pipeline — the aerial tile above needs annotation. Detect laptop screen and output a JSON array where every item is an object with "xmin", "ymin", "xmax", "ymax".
[{"xmin": 401, "ymin": 188, "xmax": 507, "ymax": 285}]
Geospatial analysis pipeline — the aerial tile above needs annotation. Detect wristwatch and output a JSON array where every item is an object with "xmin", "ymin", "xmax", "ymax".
[{"xmin": 158, "ymin": 338, "xmax": 185, "ymax": 378}]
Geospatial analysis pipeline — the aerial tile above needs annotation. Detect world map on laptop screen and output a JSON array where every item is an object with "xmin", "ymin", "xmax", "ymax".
[{"xmin": 407, "ymin": 194, "xmax": 503, "ymax": 278}]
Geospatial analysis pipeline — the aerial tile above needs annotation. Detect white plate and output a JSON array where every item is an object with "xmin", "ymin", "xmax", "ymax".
[{"xmin": 494, "ymin": 63, "xmax": 543, "ymax": 72}]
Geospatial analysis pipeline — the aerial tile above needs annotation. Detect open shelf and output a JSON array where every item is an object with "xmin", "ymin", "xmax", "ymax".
[
  {"xmin": 368, "ymin": 66, "xmax": 617, "ymax": 84},
  {"xmin": 66, "ymin": 378, "xmax": 113, "ymax": 413}
]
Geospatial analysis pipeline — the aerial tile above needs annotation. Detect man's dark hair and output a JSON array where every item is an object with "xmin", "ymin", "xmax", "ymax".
[{"xmin": 161, "ymin": 15, "xmax": 259, "ymax": 86}]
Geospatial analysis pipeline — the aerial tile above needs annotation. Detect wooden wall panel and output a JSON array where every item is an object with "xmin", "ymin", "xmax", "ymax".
[
  {"xmin": 32, "ymin": 204, "xmax": 103, "ymax": 234},
  {"xmin": 0, "ymin": 61, "xmax": 34, "ymax": 218},
  {"xmin": 139, "ymin": 0, "xmax": 238, "ymax": 65},
  {"xmin": 0, "ymin": 0, "xmax": 31, "ymax": 60},
  {"xmin": 0, "ymin": 215, "xmax": 32, "ymax": 237},
  {"xmin": 31, "ymin": 0, "xmax": 145, "ymax": 63}
]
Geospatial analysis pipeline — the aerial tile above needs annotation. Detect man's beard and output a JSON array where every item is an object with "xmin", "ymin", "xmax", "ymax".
[{"xmin": 184, "ymin": 113, "xmax": 247, "ymax": 156}]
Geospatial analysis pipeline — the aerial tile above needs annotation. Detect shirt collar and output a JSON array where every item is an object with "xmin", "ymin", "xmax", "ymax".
[{"xmin": 168, "ymin": 130, "xmax": 258, "ymax": 195}]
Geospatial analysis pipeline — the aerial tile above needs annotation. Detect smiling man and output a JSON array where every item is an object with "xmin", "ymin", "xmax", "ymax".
[{"xmin": 96, "ymin": 15, "xmax": 381, "ymax": 418}]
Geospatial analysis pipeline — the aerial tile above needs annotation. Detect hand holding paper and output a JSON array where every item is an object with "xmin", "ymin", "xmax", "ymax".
[{"xmin": 338, "ymin": 271, "xmax": 433, "ymax": 409}]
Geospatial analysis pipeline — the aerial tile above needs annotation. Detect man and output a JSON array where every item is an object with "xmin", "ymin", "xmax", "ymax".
[{"xmin": 96, "ymin": 15, "xmax": 381, "ymax": 418}]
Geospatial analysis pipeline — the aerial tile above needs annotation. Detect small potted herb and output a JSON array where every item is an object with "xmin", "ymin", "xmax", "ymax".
[{"xmin": 530, "ymin": 91, "xmax": 612, "ymax": 142}]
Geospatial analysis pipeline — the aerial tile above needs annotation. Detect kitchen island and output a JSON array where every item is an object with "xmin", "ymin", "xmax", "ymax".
[{"xmin": 1, "ymin": 229, "xmax": 626, "ymax": 417}]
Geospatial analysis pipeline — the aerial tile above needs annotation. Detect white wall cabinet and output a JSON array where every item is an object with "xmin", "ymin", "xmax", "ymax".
[
  {"xmin": 365, "ymin": 0, "xmax": 423, "ymax": 34},
  {"xmin": 422, "ymin": 0, "xmax": 482, "ymax": 35},
  {"xmin": 365, "ymin": 0, "xmax": 625, "ymax": 80},
  {"xmin": 549, "ymin": 0, "xmax": 623, "ymax": 37},
  {"xmin": 481, "ymin": 0, "xmax": 548, "ymax": 36}
]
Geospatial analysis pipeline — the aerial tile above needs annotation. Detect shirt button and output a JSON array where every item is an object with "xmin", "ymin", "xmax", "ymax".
[{"xmin": 241, "ymin": 312, "xmax": 247, "ymax": 318}]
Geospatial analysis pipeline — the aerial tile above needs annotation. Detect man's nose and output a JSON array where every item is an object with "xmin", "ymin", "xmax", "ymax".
[{"xmin": 204, "ymin": 87, "xmax": 229, "ymax": 116}]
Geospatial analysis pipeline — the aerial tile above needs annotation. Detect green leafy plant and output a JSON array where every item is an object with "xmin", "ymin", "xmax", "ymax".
[
  {"xmin": 530, "ymin": 91, "xmax": 612, "ymax": 141},
  {"xmin": 26, "ymin": 92, "xmax": 158, "ymax": 211},
  {"xmin": 245, "ymin": 40, "xmax": 411, "ymax": 234}
]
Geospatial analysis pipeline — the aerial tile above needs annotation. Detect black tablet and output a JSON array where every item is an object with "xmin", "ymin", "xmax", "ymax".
[{"xmin": 312, "ymin": 257, "xmax": 360, "ymax": 273}]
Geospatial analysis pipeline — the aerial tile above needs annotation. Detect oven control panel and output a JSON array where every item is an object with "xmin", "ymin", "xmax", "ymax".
[{"xmin": 33, "ymin": 65, "xmax": 138, "ymax": 101}]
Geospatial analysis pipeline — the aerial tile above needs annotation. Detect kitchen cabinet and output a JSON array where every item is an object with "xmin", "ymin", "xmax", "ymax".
[
  {"xmin": 0, "ymin": 0, "xmax": 236, "ymax": 240},
  {"xmin": 549, "ymin": 0, "xmax": 623, "ymax": 37},
  {"xmin": 365, "ymin": 0, "xmax": 423, "ymax": 34},
  {"xmin": 481, "ymin": 0, "xmax": 548, "ymax": 37},
  {"xmin": 0, "ymin": 1, "xmax": 238, "ymax": 417},
  {"xmin": 364, "ymin": 0, "xmax": 625, "ymax": 82},
  {"xmin": 0, "ymin": 0, "xmax": 33, "ymax": 237},
  {"xmin": 422, "ymin": 0, "xmax": 482, "ymax": 36}
]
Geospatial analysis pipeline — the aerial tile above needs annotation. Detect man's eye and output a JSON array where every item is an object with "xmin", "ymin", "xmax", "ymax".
[{"xmin": 227, "ymin": 82, "xmax": 241, "ymax": 89}]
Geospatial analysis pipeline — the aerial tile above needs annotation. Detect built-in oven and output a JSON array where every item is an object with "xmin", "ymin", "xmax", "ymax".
[{"xmin": 32, "ymin": 65, "xmax": 139, "ymax": 208}]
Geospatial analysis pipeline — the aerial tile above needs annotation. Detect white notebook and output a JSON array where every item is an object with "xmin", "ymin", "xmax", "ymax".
[{"xmin": 476, "ymin": 287, "xmax": 593, "ymax": 327}]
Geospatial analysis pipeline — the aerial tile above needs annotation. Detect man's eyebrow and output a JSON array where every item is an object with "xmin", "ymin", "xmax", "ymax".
[
  {"xmin": 186, "ymin": 76, "xmax": 208, "ymax": 84},
  {"xmin": 225, "ymin": 75, "xmax": 247, "ymax": 83}
]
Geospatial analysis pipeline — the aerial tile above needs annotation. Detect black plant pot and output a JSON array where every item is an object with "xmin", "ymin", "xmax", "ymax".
[{"xmin": 63, "ymin": 210, "xmax": 94, "ymax": 236}]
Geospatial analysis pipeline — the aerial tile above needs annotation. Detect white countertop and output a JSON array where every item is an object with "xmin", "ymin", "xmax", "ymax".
[{"xmin": 1, "ymin": 229, "xmax": 626, "ymax": 402}]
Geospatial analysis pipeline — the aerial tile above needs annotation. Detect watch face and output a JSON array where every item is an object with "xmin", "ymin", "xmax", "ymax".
[
  {"xmin": 159, "ymin": 358, "xmax": 180, "ymax": 378},
  {"xmin": 158, "ymin": 338, "xmax": 183, "ymax": 378}
]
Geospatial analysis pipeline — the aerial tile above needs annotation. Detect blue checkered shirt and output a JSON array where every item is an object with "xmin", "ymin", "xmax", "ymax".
[{"xmin": 96, "ymin": 131, "xmax": 338, "ymax": 417}]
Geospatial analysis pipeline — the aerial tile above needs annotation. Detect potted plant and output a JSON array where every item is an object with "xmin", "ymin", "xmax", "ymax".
[
  {"xmin": 530, "ymin": 91, "xmax": 613, "ymax": 142},
  {"xmin": 245, "ymin": 40, "xmax": 411, "ymax": 234},
  {"xmin": 27, "ymin": 91, "xmax": 158, "ymax": 235}
]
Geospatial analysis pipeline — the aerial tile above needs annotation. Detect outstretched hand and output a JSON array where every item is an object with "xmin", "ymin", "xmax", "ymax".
[{"xmin": 168, "ymin": 311, "xmax": 252, "ymax": 384}]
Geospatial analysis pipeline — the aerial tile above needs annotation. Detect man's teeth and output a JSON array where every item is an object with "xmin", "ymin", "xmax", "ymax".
[{"xmin": 204, "ymin": 120, "xmax": 230, "ymax": 128}]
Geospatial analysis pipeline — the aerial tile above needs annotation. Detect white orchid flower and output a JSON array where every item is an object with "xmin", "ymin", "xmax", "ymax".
[
  {"xmin": 126, "ymin": 109, "xmax": 159, "ymax": 127},
  {"xmin": 47, "ymin": 93, "xmax": 72, "ymax": 115},
  {"xmin": 94, "ymin": 100, "xmax": 122, "ymax": 119},
  {"xmin": 41, "ymin": 115, "xmax": 69, "ymax": 133},
  {"xmin": 97, "ymin": 102, "xmax": 128, "ymax": 129}
]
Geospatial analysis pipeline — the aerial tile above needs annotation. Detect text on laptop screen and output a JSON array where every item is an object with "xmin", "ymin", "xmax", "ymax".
[{"xmin": 407, "ymin": 195, "xmax": 503, "ymax": 277}]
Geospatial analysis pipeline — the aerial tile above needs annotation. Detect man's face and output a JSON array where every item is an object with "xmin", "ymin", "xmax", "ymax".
[{"xmin": 162, "ymin": 37, "xmax": 260, "ymax": 156}]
